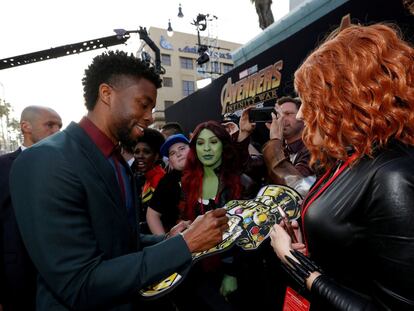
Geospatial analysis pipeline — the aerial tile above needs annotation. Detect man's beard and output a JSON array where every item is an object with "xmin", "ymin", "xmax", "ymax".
[{"xmin": 116, "ymin": 124, "xmax": 138, "ymax": 152}]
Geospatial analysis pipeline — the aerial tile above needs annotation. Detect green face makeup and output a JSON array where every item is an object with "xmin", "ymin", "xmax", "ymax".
[{"xmin": 196, "ymin": 129, "xmax": 223, "ymax": 168}]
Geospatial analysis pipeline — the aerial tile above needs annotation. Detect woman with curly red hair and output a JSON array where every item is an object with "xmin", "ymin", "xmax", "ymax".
[{"xmin": 271, "ymin": 23, "xmax": 414, "ymax": 310}]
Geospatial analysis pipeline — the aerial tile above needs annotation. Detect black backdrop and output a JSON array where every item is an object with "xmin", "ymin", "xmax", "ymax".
[{"xmin": 165, "ymin": 0, "xmax": 414, "ymax": 144}]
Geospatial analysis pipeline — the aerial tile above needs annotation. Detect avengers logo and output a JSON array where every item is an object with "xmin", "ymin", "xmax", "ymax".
[{"xmin": 220, "ymin": 60, "xmax": 283, "ymax": 114}]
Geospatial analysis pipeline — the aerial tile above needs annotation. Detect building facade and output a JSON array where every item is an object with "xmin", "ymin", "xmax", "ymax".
[{"xmin": 138, "ymin": 27, "xmax": 241, "ymax": 128}]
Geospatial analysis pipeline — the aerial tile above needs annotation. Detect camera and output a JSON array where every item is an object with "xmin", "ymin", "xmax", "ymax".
[{"xmin": 248, "ymin": 107, "xmax": 276, "ymax": 123}]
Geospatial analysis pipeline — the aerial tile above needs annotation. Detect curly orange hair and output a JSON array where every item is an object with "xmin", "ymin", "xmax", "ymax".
[{"xmin": 294, "ymin": 24, "xmax": 414, "ymax": 170}]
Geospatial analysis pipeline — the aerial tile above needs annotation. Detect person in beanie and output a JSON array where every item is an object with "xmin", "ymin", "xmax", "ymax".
[{"xmin": 147, "ymin": 134, "xmax": 190, "ymax": 234}]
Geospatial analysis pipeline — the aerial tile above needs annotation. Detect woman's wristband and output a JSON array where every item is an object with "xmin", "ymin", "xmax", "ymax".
[
  {"xmin": 306, "ymin": 271, "xmax": 322, "ymax": 291},
  {"xmin": 282, "ymin": 250, "xmax": 323, "ymax": 291}
]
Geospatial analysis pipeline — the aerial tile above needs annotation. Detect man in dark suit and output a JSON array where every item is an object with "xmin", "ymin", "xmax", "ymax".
[
  {"xmin": 9, "ymin": 51, "xmax": 228, "ymax": 311},
  {"xmin": 0, "ymin": 105, "xmax": 62, "ymax": 311}
]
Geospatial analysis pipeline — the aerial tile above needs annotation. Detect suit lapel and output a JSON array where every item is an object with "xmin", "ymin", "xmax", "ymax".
[
  {"xmin": 130, "ymin": 172, "xmax": 141, "ymax": 250},
  {"xmin": 65, "ymin": 122, "xmax": 129, "ymax": 222}
]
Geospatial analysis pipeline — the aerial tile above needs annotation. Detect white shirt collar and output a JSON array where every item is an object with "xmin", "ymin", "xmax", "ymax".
[{"xmin": 127, "ymin": 157, "xmax": 135, "ymax": 167}]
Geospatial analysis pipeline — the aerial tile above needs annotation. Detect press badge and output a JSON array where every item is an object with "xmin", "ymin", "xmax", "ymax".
[{"xmin": 282, "ymin": 287, "xmax": 310, "ymax": 311}]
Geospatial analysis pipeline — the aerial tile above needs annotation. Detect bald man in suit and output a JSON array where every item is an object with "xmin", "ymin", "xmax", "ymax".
[{"xmin": 0, "ymin": 106, "xmax": 62, "ymax": 311}]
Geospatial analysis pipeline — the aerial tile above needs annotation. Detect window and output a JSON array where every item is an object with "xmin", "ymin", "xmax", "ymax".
[
  {"xmin": 182, "ymin": 80, "xmax": 195, "ymax": 96},
  {"xmin": 211, "ymin": 61, "xmax": 220, "ymax": 73},
  {"xmin": 180, "ymin": 57, "xmax": 194, "ymax": 70},
  {"xmin": 223, "ymin": 63, "xmax": 234, "ymax": 74},
  {"xmin": 163, "ymin": 77, "xmax": 173, "ymax": 87},
  {"xmin": 164, "ymin": 100, "xmax": 174, "ymax": 110},
  {"xmin": 161, "ymin": 54, "xmax": 171, "ymax": 66}
]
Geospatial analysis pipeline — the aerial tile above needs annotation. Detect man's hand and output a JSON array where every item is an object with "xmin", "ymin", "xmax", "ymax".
[
  {"xmin": 238, "ymin": 106, "xmax": 256, "ymax": 142},
  {"xmin": 181, "ymin": 209, "xmax": 229, "ymax": 253},
  {"xmin": 266, "ymin": 105, "xmax": 284, "ymax": 140},
  {"xmin": 167, "ymin": 220, "xmax": 192, "ymax": 238}
]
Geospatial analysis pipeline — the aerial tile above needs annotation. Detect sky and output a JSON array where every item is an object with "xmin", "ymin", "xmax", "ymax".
[{"xmin": 0, "ymin": 0, "xmax": 289, "ymax": 127}]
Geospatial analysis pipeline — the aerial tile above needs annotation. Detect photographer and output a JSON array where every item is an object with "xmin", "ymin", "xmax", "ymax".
[{"xmin": 238, "ymin": 97, "xmax": 315, "ymax": 196}]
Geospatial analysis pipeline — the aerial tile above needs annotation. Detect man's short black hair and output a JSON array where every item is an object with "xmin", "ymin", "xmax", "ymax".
[
  {"xmin": 82, "ymin": 50, "xmax": 162, "ymax": 111},
  {"xmin": 161, "ymin": 122, "xmax": 184, "ymax": 135},
  {"xmin": 221, "ymin": 113, "xmax": 240, "ymax": 125},
  {"xmin": 276, "ymin": 96, "xmax": 301, "ymax": 110},
  {"xmin": 136, "ymin": 128, "xmax": 165, "ymax": 156}
]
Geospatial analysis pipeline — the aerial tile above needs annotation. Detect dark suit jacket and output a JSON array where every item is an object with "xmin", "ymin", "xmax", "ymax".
[
  {"xmin": 1, "ymin": 148, "xmax": 37, "ymax": 310},
  {"xmin": 10, "ymin": 123, "xmax": 192, "ymax": 311}
]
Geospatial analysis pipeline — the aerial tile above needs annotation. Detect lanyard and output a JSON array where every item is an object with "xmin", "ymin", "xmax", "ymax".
[{"xmin": 301, "ymin": 153, "xmax": 358, "ymax": 255}]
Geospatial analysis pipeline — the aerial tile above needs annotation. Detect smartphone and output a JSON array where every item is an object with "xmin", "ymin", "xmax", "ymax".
[{"xmin": 248, "ymin": 107, "xmax": 275, "ymax": 123}]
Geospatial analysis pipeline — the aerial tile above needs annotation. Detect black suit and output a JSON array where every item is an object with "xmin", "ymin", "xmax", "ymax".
[
  {"xmin": 10, "ymin": 123, "xmax": 192, "ymax": 311},
  {"xmin": 1, "ymin": 148, "xmax": 37, "ymax": 311}
]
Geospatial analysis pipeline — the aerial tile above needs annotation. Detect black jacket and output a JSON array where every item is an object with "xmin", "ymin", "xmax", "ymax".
[
  {"xmin": 0, "ymin": 148, "xmax": 37, "ymax": 311},
  {"xmin": 303, "ymin": 141, "xmax": 414, "ymax": 310}
]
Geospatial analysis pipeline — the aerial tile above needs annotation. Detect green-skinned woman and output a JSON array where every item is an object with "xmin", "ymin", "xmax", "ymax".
[{"xmin": 178, "ymin": 120, "xmax": 243, "ymax": 311}]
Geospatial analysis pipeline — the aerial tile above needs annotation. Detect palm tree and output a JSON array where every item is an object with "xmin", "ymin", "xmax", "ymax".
[
  {"xmin": 7, "ymin": 117, "xmax": 21, "ymax": 150},
  {"xmin": 0, "ymin": 100, "xmax": 20, "ymax": 152},
  {"xmin": 251, "ymin": 0, "xmax": 275, "ymax": 30},
  {"xmin": 0, "ymin": 100, "xmax": 11, "ymax": 151}
]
